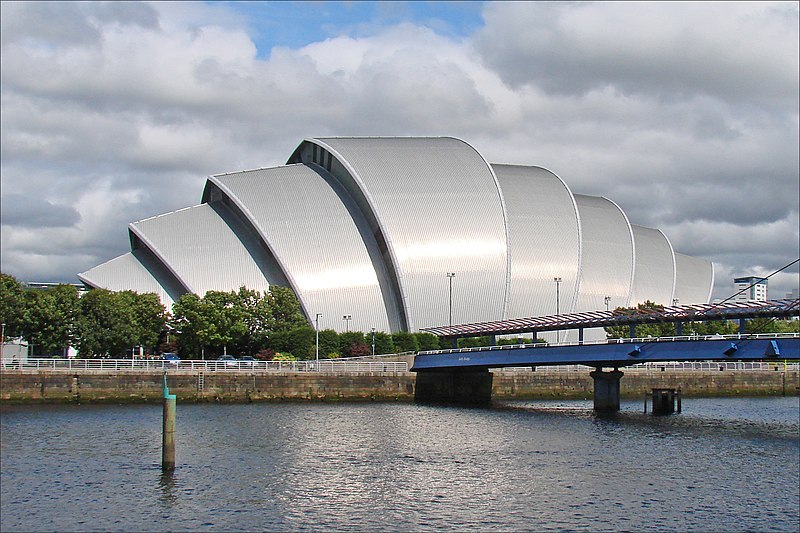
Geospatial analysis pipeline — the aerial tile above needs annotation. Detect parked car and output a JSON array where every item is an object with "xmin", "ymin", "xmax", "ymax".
[
  {"xmin": 240, "ymin": 355, "xmax": 257, "ymax": 367},
  {"xmin": 162, "ymin": 353, "xmax": 181, "ymax": 366},
  {"xmin": 217, "ymin": 354, "xmax": 238, "ymax": 367}
]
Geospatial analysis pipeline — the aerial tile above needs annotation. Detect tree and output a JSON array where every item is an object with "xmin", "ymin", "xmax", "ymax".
[
  {"xmin": 415, "ymin": 332, "xmax": 440, "ymax": 351},
  {"xmin": 21, "ymin": 284, "xmax": 80, "ymax": 356},
  {"xmin": 0, "ymin": 273, "xmax": 26, "ymax": 338},
  {"xmin": 237, "ymin": 287, "xmax": 274, "ymax": 355},
  {"xmin": 170, "ymin": 293, "xmax": 213, "ymax": 358},
  {"xmin": 287, "ymin": 326, "xmax": 315, "ymax": 359},
  {"xmin": 392, "ymin": 331, "xmax": 419, "ymax": 352},
  {"xmin": 317, "ymin": 329, "xmax": 339, "ymax": 358},
  {"xmin": 339, "ymin": 331, "xmax": 365, "ymax": 356},
  {"xmin": 203, "ymin": 290, "xmax": 248, "ymax": 356},
  {"xmin": 373, "ymin": 331, "xmax": 394, "ymax": 355},
  {"xmin": 605, "ymin": 301, "xmax": 677, "ymax": 339},
  {"xmin": 76, "ymin": 288, "xmax": 134, "ymax": 357},
  {"xmin": 270, "ymin": 286, "xmax": 307, "ymax": 331}
]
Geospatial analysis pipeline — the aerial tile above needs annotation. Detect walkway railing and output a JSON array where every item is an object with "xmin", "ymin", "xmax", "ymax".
[
  {"xmin": 0, "ymin": 358, "xmax": 408, "ymax": 373},
  {"xmin": 419, "ymin": 332, "xmax": 800, "ymax": 356},
  {"xmin": 496, "ymin": 361, "xmax": 800, "ymax": 372}
]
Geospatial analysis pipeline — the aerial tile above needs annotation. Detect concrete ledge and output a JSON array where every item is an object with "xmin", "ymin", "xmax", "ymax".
[{"xmin": 1, "ymin": 369, "xmax": 797, "ymax": 404}]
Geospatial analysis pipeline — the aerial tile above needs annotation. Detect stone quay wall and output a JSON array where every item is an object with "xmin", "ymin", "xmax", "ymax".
[{"xmin": 1, "ymin": 368, "xmax": 798, "ymax": 404}]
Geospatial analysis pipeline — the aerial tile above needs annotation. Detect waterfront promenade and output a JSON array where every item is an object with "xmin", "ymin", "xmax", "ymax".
[{"xmin": 1, "ymin": 359, "xmax": 797, "ymax": 403}]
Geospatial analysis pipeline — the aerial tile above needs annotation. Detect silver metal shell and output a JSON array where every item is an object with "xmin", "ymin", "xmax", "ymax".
[
  {"xmin": 630, "ymin": 225, "xmax": 677, "ymax": 305},
  {"xmin": 206, "ymin": 164, "xmax": 392, "ymax": 334},
  {"xmin": 492, "ymin": 164, "xmax": 581, "ymax": 320},
  {"xmin": 77, "ymin": 252, "xmax": 176, "ymax": 307},
  {"xmin": 674, "ymin": 252, "xmax": 714, "ymax": 305},
  {"xmin": 290, "ymin": 137, "xmax": 510, "ymax": 331}
]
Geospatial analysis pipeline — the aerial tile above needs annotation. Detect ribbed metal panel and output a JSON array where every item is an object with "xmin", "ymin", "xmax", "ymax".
[
  {"xmin": 77, "ymin": 252, "xmax": 175, "ymax": 307},
  {"xmin": 492, "ymin": 164, "xmax": 581, "ymax": 321},
  {"xmin": 630, "ymin": 225, "xmax": 676, "ymax": 306},
  {"xmin": 574, "ymin": 195, "xmax": 635, "ymax": 311},
  {"xmin": 129, "ymin": 204, "xmax": 270, "ymax": 298},
  {"xmin": 674, "ymin": 252, "xmax": 714, "ymax": 304},
  {"xmin": 293, "ymin": 137, "xmax": 509, "ymax": 331},
  {"xmin": 209, "ymin": 164, "xmax": 392, "ymax": 334}
]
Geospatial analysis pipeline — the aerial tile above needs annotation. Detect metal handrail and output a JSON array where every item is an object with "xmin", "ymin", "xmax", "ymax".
[
  {"xmin": 0, "ymin": 358, "xmax": 409, "ymax": 373},
  {"xmin": 418, "ymin": 332, "xmax": 800, "ymax": 356},
  {"xmin": 495, "ymin": 361, "xmax": 800, "ymax": 372}
]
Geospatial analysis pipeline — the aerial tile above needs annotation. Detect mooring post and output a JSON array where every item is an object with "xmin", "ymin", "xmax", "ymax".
[{"xmin": 162, "ymin": 371, "xmax": 176, "ymax": 472}]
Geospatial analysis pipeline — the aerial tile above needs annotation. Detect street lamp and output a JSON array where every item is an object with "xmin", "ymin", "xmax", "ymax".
[
  {"xmin": 342, "ymin": 315, "xmax": 352, "ymax": 331},
  {"xmin": 315, "ymin": 313, "xmax": 322, "ymax": 369},
  {"xmin": 604, "ymin": 296, "xmax": 612, "ymax": 312},
  {"xmin": 371, "ymin": 327, "xmax": 376, "ymax": 357},
  {"xmin": 447, "ymin": 272, "xmax": 456, "ymax": 331},
  {"xmin": 554, "ymin": 277, "xmax": 562, "ymax": 343},
  {"xmin": 1, "ymin": 322, "xmax": 5, "ymax": 360}
]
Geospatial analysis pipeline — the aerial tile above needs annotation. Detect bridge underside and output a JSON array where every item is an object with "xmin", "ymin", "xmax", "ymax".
[{"xmin": 412, "ymin": 337, "xmax": 799, "ymax": 410}]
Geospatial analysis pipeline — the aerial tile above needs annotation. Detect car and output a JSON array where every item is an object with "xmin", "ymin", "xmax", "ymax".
[
  {"xmin": 240, "ymin": 355, "xmax": 257, "ymax": 367},
  {"xmin": 162, "ymin": 353, "xmax": 181, "ymax": 366},
  {"xmin": 217, "ymin": 355, "xmax": 238, "ymax": 367}
]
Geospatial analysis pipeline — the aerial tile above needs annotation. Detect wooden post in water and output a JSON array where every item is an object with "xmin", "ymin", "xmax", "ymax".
[{"xmin": 162, "ymin": 371, "xmax": 176, "ymax": 472}]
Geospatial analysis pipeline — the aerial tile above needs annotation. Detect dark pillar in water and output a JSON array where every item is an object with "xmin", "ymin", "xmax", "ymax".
[
  {"xmin": 415, "ymin": 370, "xmax": 493, "ymax": 405},
  {"xmin": 590, "ymin": 369, "xmax": 624, "ymax": 412},
  {"xmin": 162, "ymin": 372, "xmax": 176, "ymax": 472},
  {"xmin": 650, "ymin": 388, "xmax": 681, "ymax": 415}
]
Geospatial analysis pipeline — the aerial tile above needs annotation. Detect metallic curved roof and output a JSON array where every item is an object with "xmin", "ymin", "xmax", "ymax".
[
  {"xmin": 129, "ymin": 204, "xmax": 270, "ymax": 297},
  {"xmin": 573, "ymin": 195, "xmax": 634, "ymax": 312},
  {"xmin": 630, "ymin": 225, "xmax": 676, "ymax": 305},
  {"xmin": 206, "ymin": 164, "xmax": 393, "ymax": 334},
  {"xmin": 79, "ymin": 136, "xmax": 714, "ymax": 334},
  {"xmin": 674, "ymin": 252, "xmax": 714, "ymax": 305},
  {"xmin": 78, "ymin": 251, "xmax": 176, "ymax": 307},
  {"xmin": 291, "ymin": 137, "xmax": 510, "ymax": 331},
  {"xmin": 492, "ymin": 164, "xmax": 581, "ymax": 320}
]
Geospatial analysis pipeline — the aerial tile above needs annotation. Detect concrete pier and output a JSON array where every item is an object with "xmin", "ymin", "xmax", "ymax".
[
  {"xmin": 590, "ymin": 369, "xmax": 624, "ymax": 412},
  {"xmin": 414, "ymin": 370, "xmax": 493, "ymax": 405}
]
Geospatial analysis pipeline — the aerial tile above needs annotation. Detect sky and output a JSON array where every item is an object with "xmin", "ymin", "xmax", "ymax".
[{"xmin": 1, "ymin": 0, "xmax": 798, "ymax": 302}]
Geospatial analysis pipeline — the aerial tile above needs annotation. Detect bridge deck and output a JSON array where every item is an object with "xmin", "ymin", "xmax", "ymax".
[{"xmin": 411, "ymin": 333, "xmax": 800, "ymax": 371}]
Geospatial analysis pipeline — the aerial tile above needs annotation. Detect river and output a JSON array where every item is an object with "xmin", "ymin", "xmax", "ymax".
[{"xmin": 1, "ymin": 397, "xmax": 798, "ymax": 532}]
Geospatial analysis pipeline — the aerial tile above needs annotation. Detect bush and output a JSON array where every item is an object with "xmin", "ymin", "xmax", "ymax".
[{"xmin": 272, "ymin": 352, "xmax": 297, "ymax": 361}]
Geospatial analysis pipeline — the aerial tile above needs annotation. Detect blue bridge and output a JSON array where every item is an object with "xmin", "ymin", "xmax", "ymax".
[{"xmin": 412, "ymin": 299, "xmax": 800, "ymax": 410}]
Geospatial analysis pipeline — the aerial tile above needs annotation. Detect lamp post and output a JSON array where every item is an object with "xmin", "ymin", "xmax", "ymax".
[
  {"xmin": 315, "ymin": 313, "xmax": 322, "ymax": 369},
  {"xmin": 342, "ymin": 315, "xmax": 352, "ymax": 332},
  {"xmin": 1, "ymin": 322, "xmax": 5, "ymax": 360},
  {"xmin": 554, "ymin": 277, "xmax": 562, "ymax": 343},
  {"xmin": 604, "ymin": 296, "xmax": 612, "ymax": 312},
  {"xmin": 371, "ymin": 327, "xmax": 376, "ymax": 357},
  {"xmin": 447, "ymin": 272, "xmax": 456, "ymax": 332}
]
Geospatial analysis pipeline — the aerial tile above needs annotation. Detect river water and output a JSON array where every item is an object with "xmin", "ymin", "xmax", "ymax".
[{"xmin": 1, "ymin": 397, "xmax": 798, "ymax": 532}]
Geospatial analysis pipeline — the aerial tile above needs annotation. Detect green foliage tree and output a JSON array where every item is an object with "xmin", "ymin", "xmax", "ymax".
[
  {"xmin": 270, "ymin": 286, "xmax": 307, "ymax": 331},
  {"xmin": 287, "ymin": 326, "xmax": 315, "ymax": 359},
  {"xmin": 0, "ymin": 273, "xmax": 26, "ymax": 338},
  {"xmin": 22, "ymin": 284, "xmax": 80, "ymax": 356},
  {"xmin": 203, "ymin": 290, "xmax": 248, "ymax": 356},
  {"xmin": 76, "ymin": 288, "xmax": 135, "ymax": 357},
  {"xmin": 237, "ymin": 287, "xmax": 274, "ymax": 354},
  {"xmin": 373, "ymin": 331, "xmax": 394, "ymax": 355},
  {"xmin": 317, "ymin": 329, "xmax": 339, "ymax": 358},
  {"xmin": 392, "ymin": 331, "xmax": 419, "ymax": 352},
  {"xmin": 415, "ymin": 332, "xmax": 440, "ymax": 351},
  {"xmin": 605, "ymin": 301, "xmax": 677, "ymax": 339},
  {"xmin": 339, "ymin": 331, "xmax": 365, "ymax": 356}
]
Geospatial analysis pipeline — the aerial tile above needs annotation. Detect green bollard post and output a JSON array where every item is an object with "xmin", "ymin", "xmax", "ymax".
[{"xmin": 162, "ymin": 371, "xmax": 176, "ymax": 472}]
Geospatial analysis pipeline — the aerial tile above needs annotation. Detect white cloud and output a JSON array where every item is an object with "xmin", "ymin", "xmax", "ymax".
[{"xmin": 0, "ymin": 1, "xmax": 797, "ymax": 304}]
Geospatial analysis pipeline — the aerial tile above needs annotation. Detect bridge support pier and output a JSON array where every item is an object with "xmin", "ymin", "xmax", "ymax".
[
  {"xmin": 415, "ymin": 370, "xmax": 493, "ymax": 405},
  {"xmin": 590, "ymin": 369, "xmax": 624, "ymax": 412}
]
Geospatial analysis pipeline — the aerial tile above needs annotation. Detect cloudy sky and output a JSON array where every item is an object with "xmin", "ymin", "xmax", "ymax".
[{"xmin": 1, "ymin": 1, "xmax": 798, "ymax": 301}]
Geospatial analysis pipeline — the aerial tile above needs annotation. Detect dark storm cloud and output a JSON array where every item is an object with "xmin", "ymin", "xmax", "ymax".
[{"xmin": 1, "ymin": 193, "xmax": 81, "ymax": 228}]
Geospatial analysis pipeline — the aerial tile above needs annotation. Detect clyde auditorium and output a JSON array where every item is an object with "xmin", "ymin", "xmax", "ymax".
[{"xmin": 79, "ymin": 137, "xmax": 714, "ymax": 336}]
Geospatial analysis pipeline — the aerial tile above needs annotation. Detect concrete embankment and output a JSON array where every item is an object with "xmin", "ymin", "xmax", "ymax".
[{"xmin": 1, "ymin": 369, "xmax": 797, "ymax": 404}]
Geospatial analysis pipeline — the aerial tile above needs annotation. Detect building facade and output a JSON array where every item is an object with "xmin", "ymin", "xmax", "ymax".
[
  {"xmin": 79, "ymin": 137, "xmax": 715, "ymax": 333},
  {"xmin": 733, "ymin": 276, "xmax": 768, "ymax": 302}
]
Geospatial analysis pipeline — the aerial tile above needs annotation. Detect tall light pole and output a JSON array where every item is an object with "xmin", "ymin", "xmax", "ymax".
[
  {"xmin": 371, "ymin": 327, "xmax": 376, "ymax": 357},
  {"xmin": 447, "ymin": 272, "xmax": 456, "ymax": 332},
  {"xmin": 604, "ymin": 296, "xmax": 611, "ymax": 312},
  {"xmin": 1, "ymin": 322, "xmax": 5, "ymax": 360},
  {"xmin": 554, "ymin": 277, "xmax": 562, "ymax": 343},
  {"xmin": 342, "ymin": 315, "xmax": 352, "ymax": 332},
  {"xmin": 315, "ymin": 313, "xmax": 322, "ymax": 369}
]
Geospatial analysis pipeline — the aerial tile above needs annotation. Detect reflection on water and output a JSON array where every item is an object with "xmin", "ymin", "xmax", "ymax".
[{"xmin": 1, "ymin": 398, "xmax": 798, "ymax": 532}]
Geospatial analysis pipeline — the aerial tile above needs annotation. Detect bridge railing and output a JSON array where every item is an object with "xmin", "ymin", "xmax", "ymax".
[
  {"xmin": 495, "ymin": 361, "xmax": 800, "ymax": 372},
  {"xmin": 418, "ymin": 332, "xmax": 800, "ymax": 356},
  {"xmin": 0, "ymin": 358, "xmax": 409, "ymax": 373}
]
